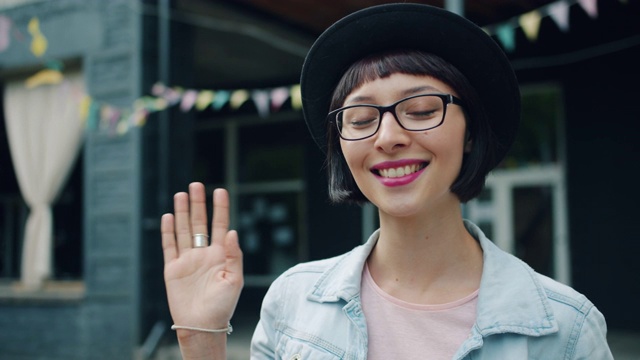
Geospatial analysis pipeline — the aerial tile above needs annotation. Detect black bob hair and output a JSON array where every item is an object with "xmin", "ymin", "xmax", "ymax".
[{"xmin": 325, "ymin": 50, "xmax": 498, "ymax": 204}]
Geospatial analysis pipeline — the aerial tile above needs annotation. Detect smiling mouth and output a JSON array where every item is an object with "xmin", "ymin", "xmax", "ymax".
[{"xmin": 372, "ymin": 162, "xmax": 428, "ymax": 178}]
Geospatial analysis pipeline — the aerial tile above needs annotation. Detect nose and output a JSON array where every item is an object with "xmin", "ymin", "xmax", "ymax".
[{"xmin": 373, "ymin": 111, "xmax": 410, "ymax": 153}]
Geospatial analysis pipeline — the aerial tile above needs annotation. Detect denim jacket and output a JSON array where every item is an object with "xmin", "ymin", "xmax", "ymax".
[{"xmin": 250, "ymin": 221, "xmax": 613, "ymax": 359}]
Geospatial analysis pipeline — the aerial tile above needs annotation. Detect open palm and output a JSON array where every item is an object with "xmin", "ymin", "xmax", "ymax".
[{"xmin": 161, "ymin": 184, "xmax": 243, "ymax": 332}]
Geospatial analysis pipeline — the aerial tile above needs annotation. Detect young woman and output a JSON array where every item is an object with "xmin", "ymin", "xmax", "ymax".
[{"xmin": 161, "ymin": 4, "xmax": 612, "ymax": 359}]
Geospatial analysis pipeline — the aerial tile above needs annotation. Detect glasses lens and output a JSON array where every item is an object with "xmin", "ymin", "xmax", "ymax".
[
  {"xmin": 337, "ymin": 106, "xmax": 380, "ymax": 140},
  {"xmin": 397, "ymin": 95, "xmax": 445, "ymax": 130}
]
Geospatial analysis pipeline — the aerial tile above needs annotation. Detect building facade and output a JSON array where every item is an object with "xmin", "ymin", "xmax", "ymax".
[{"xmin": 1, "ymin": 0, "xmax": 638, "ymax": 359}]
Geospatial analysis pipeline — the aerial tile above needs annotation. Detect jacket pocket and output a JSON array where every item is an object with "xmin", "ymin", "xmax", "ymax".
[{"xmin": 276, "ymin": 334, "xmax": 346, "ymax": 360}]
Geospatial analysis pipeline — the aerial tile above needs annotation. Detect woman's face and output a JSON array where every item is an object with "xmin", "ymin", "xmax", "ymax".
[{"xmin": 339, "ymin": 73, "xmax": 468, "ymax": 218}]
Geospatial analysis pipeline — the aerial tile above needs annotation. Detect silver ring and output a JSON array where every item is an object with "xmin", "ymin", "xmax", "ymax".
[{"xmin": 192, "ymin": 233, "xmax": 209, "ymax": 248}]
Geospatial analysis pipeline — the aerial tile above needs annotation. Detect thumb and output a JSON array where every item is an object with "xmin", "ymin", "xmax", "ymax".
[{"xmin": 224, "ymin": 230, "xmax": 244, "ymax": 282}]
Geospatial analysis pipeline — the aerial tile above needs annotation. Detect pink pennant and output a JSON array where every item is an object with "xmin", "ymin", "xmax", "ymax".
[
  {"xmin": 548, "ymin": 1, "xmax": 570, "ymax": 32},
  {"xmin": 151, "ymin": 82, "xmax": 166, "ymax": 96},
  {"xmin": 180, "ymin": 90, "xmax": 197, "ymax": 112},
  {"xmin": 0, "ymin": 15, "xmax": 11, "ymax": 52},
  {"xmin": 577, "ymin": 0, "xmax": 598, "ymax": 18},
  {"xmin": 270, "ymin": 87, "xmax": 290, "ymax": 111}
]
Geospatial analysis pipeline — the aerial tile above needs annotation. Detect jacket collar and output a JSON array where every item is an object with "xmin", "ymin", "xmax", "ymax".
[{"xmin": 307, "ymin": 220, "xmax": 558, "ymax": 337}]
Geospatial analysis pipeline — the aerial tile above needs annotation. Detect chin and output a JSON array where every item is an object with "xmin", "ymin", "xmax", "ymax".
[{"xmin": 375, "ymin": 197, "xmax": 426, "ymax": 218}]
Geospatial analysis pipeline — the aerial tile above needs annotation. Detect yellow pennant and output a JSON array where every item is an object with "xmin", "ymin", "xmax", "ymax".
[
  {"xmin": 25, "ymin": 69, "xmax": 62, "ymax": 88},
  {"xmin": 28, "ymin": 17, "xmax": 47, "ymax": 57},
  {"xmin": 519, "ymin": 11, "xmax": 542, "ymax": 42}
]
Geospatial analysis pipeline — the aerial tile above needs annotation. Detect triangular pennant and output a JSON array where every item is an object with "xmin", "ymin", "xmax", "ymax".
[
  {"xmin": 28, "ymin": 17, "xmax": 47, "ymax": 57},
  {"xmin": 110, "ymin": 108, "xmax": 121, "ymax": 129},
  {"xmin": 180, "ymin": 90, "xmax": 198, "ymax": 112},
  {"xmin": 230, "ymin": 89, "xmax": 250, "ymax": 109},
  {"xmin": 151, "ymin": 82, "xmax": 166, "ymax": 96},
  {"xmin": 495, "ymin": 23, "xmax": 516, "ymax": 52},
  {"xmin": 0, "ymin": 15, "xmax": 12, "ymax": 52},
  {"xmin": 25, "ymin": 69, "xmax": 63, "ymax": 88},
  {"xmin": 87, "ymin": 100, "xmax": 100, "ymax": 130},
  {"xmin": 290, "ymin": 85, "xmax": 302, "ymax": 110},
  {"xmin": 548, "ymin": 1, "xmax": 570, "ymax": 32},
  {"xmin": 100, "ymin": 105, "xmax": 113, "ymax": 129},
  {"xmin": 577, "ymin": 0, "xmax": 598, "ymax": 18},
  {"xmin": 154, "ymin": 98, "xmax": 168, "ymax": 111},
  {"xmin": 133, "ymin": 108, "xmax": 149, "ymax": 127},
  {"xmin": 212, "ymin": 90, "xmax": 230, "ymax": 111},
  {"xmin": 519, "ymin": 10, "xmax": 542, "ymax": 42},
  {"xmin": 79, "ymin": 95, "xmax": 91, "ymax": 121},
  {"xmin": 195, "ymin": 90, "xmax": 215, "ymax": 110},
  {"xmin": 118, "ymin": 109, "xmax": 131, "ymax": 135},
  {"xmin": 270, "ymin": 87, "xmax": 290, "ymax": 111},
  {"xmin": 251, "ymin": 90, "xmax": 270, "ymax": 118}
]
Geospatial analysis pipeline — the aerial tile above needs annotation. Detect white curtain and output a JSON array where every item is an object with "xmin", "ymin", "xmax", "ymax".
[{"xmin": 3, "ymin": 72, "xmax": 85, "ymax": 289}]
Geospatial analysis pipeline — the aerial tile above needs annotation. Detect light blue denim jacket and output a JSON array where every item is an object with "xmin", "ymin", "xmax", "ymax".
[{"xmin": 250, "ymin": 221, "xmax": 612, "ymax": 359}]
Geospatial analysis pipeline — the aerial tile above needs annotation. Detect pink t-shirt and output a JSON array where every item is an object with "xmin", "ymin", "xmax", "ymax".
[{"xmin": 361, "ymin": 264, "xmax": 478, "ymax": 360}]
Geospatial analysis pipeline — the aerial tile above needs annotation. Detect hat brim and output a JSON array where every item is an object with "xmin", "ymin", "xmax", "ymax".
[{"xmin": 301, "ymin": 3, "xmax": 520, "ymax": 167}]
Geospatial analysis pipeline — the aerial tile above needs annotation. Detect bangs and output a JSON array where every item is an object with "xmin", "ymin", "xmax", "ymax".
[{"xmin": 330, "ymin": 50, "xmax": 449, "ymax": 111}]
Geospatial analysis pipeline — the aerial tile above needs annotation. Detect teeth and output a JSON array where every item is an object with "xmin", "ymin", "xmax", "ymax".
[{"xmin": 379, "ymin": 164, "xmax": 424, "ymax": 178}]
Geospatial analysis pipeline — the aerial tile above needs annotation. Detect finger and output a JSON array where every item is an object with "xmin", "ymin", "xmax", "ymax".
[
  {"xmin": 173, "ymin": 192, "xmax": 192, "ymax": 251},
  {"xmin": 189, "ymin": 182, "xmax": 209, "ymax": 242},
  {"xmin": 161, "ymin": 214, "xmax": 178, "ymax": 264},
  {"xmin": 211, "ymin": 188, "xmax": 230, "ymax": 244},
  {"xmin": 224, "ymin": 230, "xmax": 243, "ymax": 281}
]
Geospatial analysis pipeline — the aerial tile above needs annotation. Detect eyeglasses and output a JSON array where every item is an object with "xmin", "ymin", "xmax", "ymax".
[{"xmin": 328, "ymin": 93, "xmax": 465, "ymax": 141}]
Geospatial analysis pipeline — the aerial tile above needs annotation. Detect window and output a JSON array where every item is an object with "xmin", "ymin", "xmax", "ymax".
[
  {"xmin": 465, "ymin": 84, "xmax": 570, "ymax": 283},
  {"xmin": 195, "ymin": 111, "xmax": 308, "ymax": 286},
  {"xmin": 0, "ymin": 78, "xmax": 84, "ymax": 283}
]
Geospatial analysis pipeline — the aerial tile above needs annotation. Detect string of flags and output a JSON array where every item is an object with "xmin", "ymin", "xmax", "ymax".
[
  {"xmin": 1, "ymin": 12, "xmax": 303, "ymax": 135},
  {"xmin": 0, "ymin": 0, "xmax": 632, "ymax": 134},
  {"xmin": 483, "ymin": 0, "xmax": 629, "ymax": 52},
  {"xmin": 80, "ymin": 83, "xmax": 302, "ymax": 135}
]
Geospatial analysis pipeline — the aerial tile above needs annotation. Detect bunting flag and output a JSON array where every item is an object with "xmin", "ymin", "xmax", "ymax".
[
  {"xmin": 229, "ymin": 89, "xmax": 250, "ymax": 109},
  {"xmin": 577, "ymin": 0, "xmax": 599, "ymax": 18},
  {"xmin": 495, "ymin": 23, "xmax": 517, "ymax": 53},
  {"xmin": 0, "ymin": 15, "xmax": 11, "ymax": 52},
  {"xmin": 519, "ymin": 11, "xmax": 543, "ymax": 41},
  {"xmin": 73, "ymin": 82, "xmax": 303, "ymax": 135},
  {"xmin": 27, "ymin": 17, "xmax": 47, "ymax": 57},
  {"xmin": 252, "ymin": 89, "xmax": 270, "ymax": 118},
  {"xmin": 484, "ymin": 0, "xmax": 613, "ymax": 52},
  {"xmin": 548, "ymin": 2, "xmax": 571, "ymax": 32}
]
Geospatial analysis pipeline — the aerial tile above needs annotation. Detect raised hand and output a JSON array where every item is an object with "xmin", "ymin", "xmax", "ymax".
[{"xmin": 161, "ymin": 183, "xmax": 243, "ymax": 353}]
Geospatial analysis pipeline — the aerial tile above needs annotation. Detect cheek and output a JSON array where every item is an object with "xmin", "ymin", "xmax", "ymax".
[
  {"xmin": 339, "ymin": 140, "xmax": 362, "ymax": 169},
  {"xmin": 339, "ymin": 141, "xmax": 374, "ymax": 188}
]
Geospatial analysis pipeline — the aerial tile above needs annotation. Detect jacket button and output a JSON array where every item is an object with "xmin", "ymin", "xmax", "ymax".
[{"xmin": 290, "ymin": 354, "xmax": 301, "ymax": 360}]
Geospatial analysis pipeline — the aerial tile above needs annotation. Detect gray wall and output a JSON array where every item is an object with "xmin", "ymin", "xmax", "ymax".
[{"xmin": 0, "ymin": 0, "xmax": 145, "ymax": 358}]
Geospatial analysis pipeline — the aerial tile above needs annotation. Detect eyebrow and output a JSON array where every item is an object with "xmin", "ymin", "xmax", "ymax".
[{"xmin": 344, "ymin": 85, "xmax": 442, "ymax": 105}]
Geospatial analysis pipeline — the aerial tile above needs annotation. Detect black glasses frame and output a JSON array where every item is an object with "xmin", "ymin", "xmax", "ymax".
[{"xmin": 328, "ymin": 93, "xmax": 465, "ymax": 141}]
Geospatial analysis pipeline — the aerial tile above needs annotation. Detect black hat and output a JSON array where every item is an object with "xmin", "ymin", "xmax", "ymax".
[{"xmin": 301, "ymin": 3, "xmax": 520, "ymax": 169}]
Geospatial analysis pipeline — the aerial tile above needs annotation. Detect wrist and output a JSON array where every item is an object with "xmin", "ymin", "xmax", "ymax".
[{"xmin": 176, "ymin": 330, "xmax": 227, "ymax": 359}]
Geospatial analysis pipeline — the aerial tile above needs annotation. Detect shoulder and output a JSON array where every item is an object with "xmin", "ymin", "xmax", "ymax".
[
  {"xmin": 535, "ymin": 273, "xmax": 608, "ymax": 340},
  {"xmin": 536, "ymin": 273, "xmax": 612, "ymax": 358},
  {"xmin": 535, "ymin": 273, "xmax": 593, "ymax": 315}
]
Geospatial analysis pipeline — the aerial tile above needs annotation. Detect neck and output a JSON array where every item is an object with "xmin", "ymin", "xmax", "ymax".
[{"xmin": 368, "ymin": 200, "xmax": 483, "ymax": 304}]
